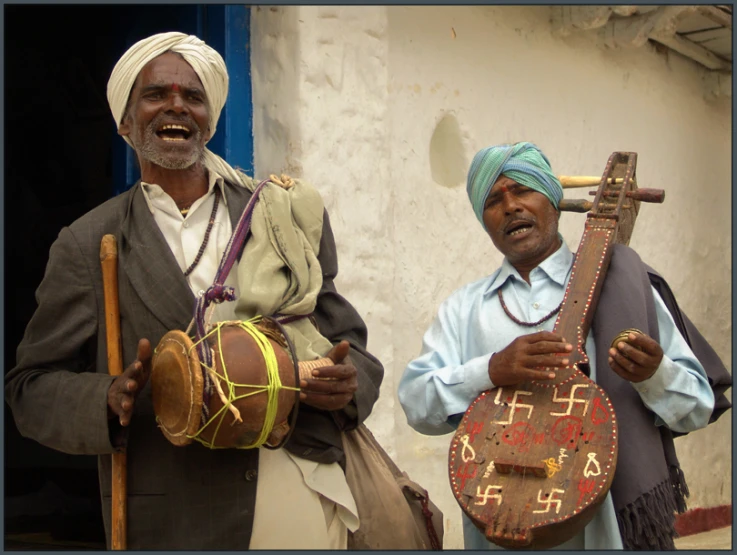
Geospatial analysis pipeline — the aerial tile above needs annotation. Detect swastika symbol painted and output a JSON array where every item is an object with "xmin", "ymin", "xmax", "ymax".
[
  {"xmin": 550, "ymin": 384, "xmax": 590, "ymax": 417},
  {"xmin": 475, "ymin": 485, "xmax": 503, "ymax": 506},
  {"xmin": 491, "ymin": 388, "xmax": 534, "ymax": 425},
  {"xmin": 532, "ymin": 488, "xmax": 566, "ymax": 514}
]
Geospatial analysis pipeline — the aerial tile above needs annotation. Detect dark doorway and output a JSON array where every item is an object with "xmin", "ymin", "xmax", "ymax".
[{"xmin": 4, "ymin": 5, "xmax": 230, "ymax": 549}]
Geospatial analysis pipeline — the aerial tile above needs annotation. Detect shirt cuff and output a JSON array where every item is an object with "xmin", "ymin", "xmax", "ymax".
[
  {"xmin": 629, "ymin": 355, "xmax": 675, "ymax": 400},
  {"xmin": 462, "ymin": 354, "xmax": 495, "ymax": 395}
]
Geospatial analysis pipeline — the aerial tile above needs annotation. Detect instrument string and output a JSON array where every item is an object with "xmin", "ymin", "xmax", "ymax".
[{"xmin": 187, "ymin": 317, "xmax": 300, "ymax": 449}]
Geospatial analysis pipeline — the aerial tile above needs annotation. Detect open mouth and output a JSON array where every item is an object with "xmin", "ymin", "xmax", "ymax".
[
  {"xmin": 506, "ymin": 221, "xmax": 534, "ymax": 237},
  {"xmin": 156, "ymin": 123, "xmax": 192, "ymax": 142}
]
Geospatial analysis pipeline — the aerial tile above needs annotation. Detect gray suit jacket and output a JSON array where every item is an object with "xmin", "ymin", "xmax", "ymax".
[{"xmin": 6, "ymin": 181, "xmax": 383, "ymax": 549}]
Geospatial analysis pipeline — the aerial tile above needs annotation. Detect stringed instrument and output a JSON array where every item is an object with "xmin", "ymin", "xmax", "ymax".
[{"xmin": 447, "ymin": 152, "xmax": 665, "ymax": 549}]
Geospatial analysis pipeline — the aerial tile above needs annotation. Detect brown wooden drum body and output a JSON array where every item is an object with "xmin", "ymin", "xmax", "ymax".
[
  {"xmin": 151, "ymin": 321, "xmax": 298, "ymax": 449},
  {"xmin": 448, "ymin": 370, "xmax": 617, "ymax": 549}
]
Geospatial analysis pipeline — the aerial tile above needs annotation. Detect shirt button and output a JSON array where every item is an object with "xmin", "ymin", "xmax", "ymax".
[
  {"xmin": 533, "ymin": 302, "xmax": 540, "ymax": 309},
  {"xmin": 183, "ymin": 221, "xmax": 189, "ymax": 228},
  {"xmin": 244, "ymin": 469, "xmax": 258, "ymax": 481},
  {"xmin": 198, "ymin": 290, "xmax": 205, "ymax": 298}
]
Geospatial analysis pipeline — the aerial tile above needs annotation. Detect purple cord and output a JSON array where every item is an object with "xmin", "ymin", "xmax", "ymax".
[{"xmin": 191, "ymin": 179, "xmax": 270, "ymax": 418}]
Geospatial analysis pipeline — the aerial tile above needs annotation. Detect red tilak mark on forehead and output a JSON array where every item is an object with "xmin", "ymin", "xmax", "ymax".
[
  {"xmin": 498, "ymin": 185, "xmax": 509, "ymax": 194},
  {"xmin": 171, "ymin": 83, "xmax": 180, "ymax": 92}
]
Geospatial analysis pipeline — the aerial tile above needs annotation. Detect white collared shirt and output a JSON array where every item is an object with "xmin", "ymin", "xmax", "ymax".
[{"xmin": 141, "ymin": 171, "xmax": 239, "ymax": 324}]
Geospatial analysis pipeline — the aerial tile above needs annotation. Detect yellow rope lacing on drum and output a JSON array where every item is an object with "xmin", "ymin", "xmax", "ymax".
[{"xmin": 187, "ymin": 317, "xmax": 299, "ymax": 449}]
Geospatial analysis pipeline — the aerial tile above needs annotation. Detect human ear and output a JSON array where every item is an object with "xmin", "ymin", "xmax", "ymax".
[{"xmin": 117, "ymin": 116, "xmax": 131, "ymax": 137}]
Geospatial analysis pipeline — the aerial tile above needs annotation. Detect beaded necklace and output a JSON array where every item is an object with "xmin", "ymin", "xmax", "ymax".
[
  {"xmin": 183, "ymin": 187, "xmax": 221, "ymax": 278},
  {"xmin": 497, "ymin": 288, "xmax": 563, "ymax": 328}
]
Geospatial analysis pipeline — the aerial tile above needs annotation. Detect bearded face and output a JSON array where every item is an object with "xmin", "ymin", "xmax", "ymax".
[{"xmin": 118, "ymin": 52, "xmax": 211, "ymax": 172}]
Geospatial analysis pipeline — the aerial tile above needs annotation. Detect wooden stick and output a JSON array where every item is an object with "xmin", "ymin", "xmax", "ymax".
[
  {"xmin": 558, "ymin": 176, "xmax": 625, "ymax": 188},
  {"xmin": 100, "ymin": 234, "xmax": 127, "ymax": 551},
  {"xmin": 558, "ymin": 199, "xmax": 593, "ymax": 213}
]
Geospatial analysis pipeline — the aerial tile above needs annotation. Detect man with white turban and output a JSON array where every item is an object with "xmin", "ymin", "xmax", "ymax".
[
  {"xmin": 398, "ymin": 142, "xmax": 730, "ymax": 550},
  {"xmin": 6, "ymin": 32, "xmax": 383, "ymax": 549}
]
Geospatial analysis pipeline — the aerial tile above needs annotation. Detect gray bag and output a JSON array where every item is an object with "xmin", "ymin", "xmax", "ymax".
[{"xmin": 343, "ymin": 424, "xmax": 444, "ymax": 550}]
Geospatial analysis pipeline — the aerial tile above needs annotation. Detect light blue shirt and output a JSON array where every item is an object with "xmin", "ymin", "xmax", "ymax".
[{"xmin": 398, "ymin": 240, "xmax": 714, "ymax": 550}]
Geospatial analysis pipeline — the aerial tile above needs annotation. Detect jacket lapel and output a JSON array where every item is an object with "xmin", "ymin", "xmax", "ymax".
[
  {"xmin": 119, "ymin": 184, "xmax": 194, "ymax": 331},
  {"xmin": 225, "ymin": 180, "xmax": 253, "ymax": 230},
  {"xmin": 118, "ymin": 181, "xmax": 253, "ymax": 333}
]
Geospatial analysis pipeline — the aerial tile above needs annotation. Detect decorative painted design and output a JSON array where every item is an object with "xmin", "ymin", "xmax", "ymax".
[
  {"xmin": 583, "ymin": 453, "xmax": 602, "ymax": 478},
  {"xmin": 577, "ymin": 478, "xmax": 596, "ymax": 505},
  {"xmin": 533, "ymin": 488, "xmax": 565, "ymax": 514},
  {"xmin": 542, "ymin": 457, "xmax": 563, "ymax": 478},
  {"xmin": 491, "ymin": 388, "xmax": 533, "ymax": 425},
  {"xmin": 501, "ymin": 422, "xmax": 536, "ymax": 453},
  {"xmin": 482, "ymin": 460, "xmax": 496, "ymax": 479},
  {"xmin": 460, "ymin": 434, "xmax": 477, "ymax": 463},
  {"xmin": 465, "ymin": 420, "xmax": 484, "ymax": 443},
  {"xmin": 557, "ymin": 447, "xmax": 569, "ymax": 466},
  {"xmin": 590, "ymin": 396, "xmax": 609, "ymax": 425},
  {"xmin": 550, "ymin": 384, "xmax": 590, "ymax": 417},
  {"xmin": 456, "ymin": 461, "xmax": 477, "ymax": 491},
  {"xmin": 551, "ymin": 415, "xmax": 583, "ymax": 448},
  {"xmin": 474, "ymin": 485, "xmax": 503, "ymax": 506}
]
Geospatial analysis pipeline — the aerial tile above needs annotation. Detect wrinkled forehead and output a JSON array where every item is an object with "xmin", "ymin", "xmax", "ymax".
[{"xmin": 133, "ymin": 51, "xmax": 204, "ymax": 91}]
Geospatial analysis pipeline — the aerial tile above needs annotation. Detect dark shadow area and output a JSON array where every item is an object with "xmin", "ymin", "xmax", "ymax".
[{"xmin": 5, "ymin": 5, "xmax": 200, "ymax": 549}]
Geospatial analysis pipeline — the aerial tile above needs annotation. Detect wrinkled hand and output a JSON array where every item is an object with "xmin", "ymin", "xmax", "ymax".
[
  {"xmin": 488, "ymin": 331, "xmax": 572, "ymax": 387},
  {"xmin": 299, "ymin": 340, "xmax": 357, "ymax": 411},
  {"xmin": 608, "ymin": 332, "xmax": 663, "ymax": 383},
  {"xmin": 107, "ymin": 338, "xmax": 152, "ymax": 426}
]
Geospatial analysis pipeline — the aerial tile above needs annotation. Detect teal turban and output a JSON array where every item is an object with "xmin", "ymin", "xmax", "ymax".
[{"xmin": 466, "ymin": 142, "xmax": 563, "ymax": 225}]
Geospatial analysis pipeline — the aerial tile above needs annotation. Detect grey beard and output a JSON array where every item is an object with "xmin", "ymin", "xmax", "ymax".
[{"xmin": 134, "ymin": 125, "xmax": 205, "ymax": 170}]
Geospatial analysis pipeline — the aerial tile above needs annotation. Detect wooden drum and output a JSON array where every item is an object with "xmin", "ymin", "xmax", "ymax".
[{"xmin": 151, "ymin": 317, "xmax": 329, "ymax": 449}]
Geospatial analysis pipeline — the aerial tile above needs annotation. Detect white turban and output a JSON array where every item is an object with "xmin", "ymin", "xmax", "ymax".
[{"xmin": 107, "ymin": 31, "xmax": 245, "ymax": 186}]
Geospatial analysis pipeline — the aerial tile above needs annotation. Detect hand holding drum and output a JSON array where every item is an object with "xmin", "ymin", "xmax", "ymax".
[{"xmin": 150, "ymin": 318, "xmax": 349, "ymax": 449}]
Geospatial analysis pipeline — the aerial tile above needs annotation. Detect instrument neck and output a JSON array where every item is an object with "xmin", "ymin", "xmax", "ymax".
[{"xmin": 551, "ymin": 219, "xmax": 617, "ymax": 380}]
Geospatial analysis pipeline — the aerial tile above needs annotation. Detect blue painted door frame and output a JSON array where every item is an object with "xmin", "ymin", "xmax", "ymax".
[{"xmin": 113, "ymin": 5, "xmax": 253, "ymax": 196}]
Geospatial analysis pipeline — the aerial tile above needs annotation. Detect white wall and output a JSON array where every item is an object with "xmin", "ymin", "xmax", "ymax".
[{"xmin": 251, "ymin": 5, "xmax": 731, "ymax": 548}]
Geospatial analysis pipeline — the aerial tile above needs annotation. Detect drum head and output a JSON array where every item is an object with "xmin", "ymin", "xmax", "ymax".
[{"xmin": 151, "ymin": 330, "xmax": 203, "ymax": 446}]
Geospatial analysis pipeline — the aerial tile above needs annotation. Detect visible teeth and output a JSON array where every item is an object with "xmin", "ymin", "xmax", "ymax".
[
  {"xmin": 509, "ymin": 227, "xmax": 530, "ymax": 236},
  {"xmin": 162, "ymin": 137, "xmax": 186, "ymax": 142},
  {"xmin": 160, "ymin": 124, "xmax": 190, "ymax": 132}
]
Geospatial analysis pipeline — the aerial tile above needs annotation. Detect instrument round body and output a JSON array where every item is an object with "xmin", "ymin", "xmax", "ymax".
[
  {"xmin": 151, "ymin": 322, "xmax": 298, "ymax": 449},
  {"xmin": 448, "ymin": 370, "xmax": 618, "ymax": 550}
]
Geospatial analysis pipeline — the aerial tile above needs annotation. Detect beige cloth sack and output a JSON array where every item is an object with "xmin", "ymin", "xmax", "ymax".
[
  {"xmin": 343, "ymin": 424, "xmax": 444, "ymax": 550},
  {"xmin": 232, "ymin": 172, "xmax": 333, "ymax": 361}
]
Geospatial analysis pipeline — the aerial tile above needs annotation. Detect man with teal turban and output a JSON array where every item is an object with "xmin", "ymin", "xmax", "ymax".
[
  {"xmin": 466, "ymin": 141, "xmax": 564, "ymax": 224},
  {"xmin": 399, "ymin": 142, "xmax": 730, "ymax": 550}
]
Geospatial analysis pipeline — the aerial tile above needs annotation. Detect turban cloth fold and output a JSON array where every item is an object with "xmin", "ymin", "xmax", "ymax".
[
  {"xmin": 466, "ymin": 142, "xmax": 563, "ymax": 226},
  {"xmin": 106, "ymin": 31, "xmax": 245, "ymax": 186}
]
